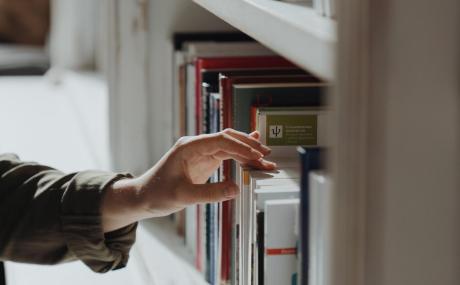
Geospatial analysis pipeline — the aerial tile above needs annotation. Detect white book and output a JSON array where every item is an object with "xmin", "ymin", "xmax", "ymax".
[
  {"xmin": 254, "ymin": 187, "xmax": 300, "ymax": 210},
  {"xmin": 255, "ymin": 178, "xmax": 300, "ymax": 188},
  {"xmin": 240, "ymin": 167, "xmax": 253, "ymax": 285},
  {"xmin": 250, "ymin": 168, "xmax": 301, "ymax": 189},
  {"xmin": 199, "ymin": 202, "xmax": 206, "ymax": 275},
  {"xmin": 234, "ymin": 165, "xmax": 243, "ymax": 284},
  {"xmin": 253, "ymin": 186, "xmax": 300, "ymax": 285},
  {"xmin": 237, "ymin": 164, "xmax": 301, "ymax": 285},
  {"xmin": 309, "ymin": 171, "xmax": 334, "ymax": 285},
  {"xmin": 265, "ymin": 199, "xmax": 300, "ymax": 285},
  {"xmin": 245, "ymin": 168, "xmax": 300, "ymax": 282},
  {"xmin": 250, "ymin": 167, "xmax": 300, "ymax": 179}
]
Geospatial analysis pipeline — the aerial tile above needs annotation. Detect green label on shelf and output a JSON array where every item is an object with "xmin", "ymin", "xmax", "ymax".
[{"xmin": 266, "ymin": 114, "xmax": 317, "ymax": 146}]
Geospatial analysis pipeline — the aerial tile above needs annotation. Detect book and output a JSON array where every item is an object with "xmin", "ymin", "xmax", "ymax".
[
  {"xmin": 264, "ymin": 199, "xmax": 300, "ymax": 285},
  {"xmin": 309, "ymin": 171, "xmax": 333, "ymax": 285},
  {"xmin": 253, "ymin": 186, "xmax": 300, "ymax": 285},
  {"xmin": 298, "ymin": 147, "xmax": 325, "ymax": 285},
  {"xmin": 249, "ymin": 168, "xmax": 300, "ymax": 285},
  {"xmin": 235, "ymin": 165, "xmax": 301, "ymax": 285},
  {"xmin": 251, "ymin": 106, "xmax": 328, "ymax": 158},
  {"xmin": 235, "ymin": 168, "xmax": 301, "ymax": 285}
]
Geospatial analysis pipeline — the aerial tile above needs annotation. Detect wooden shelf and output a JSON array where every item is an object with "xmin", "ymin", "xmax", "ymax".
[{"xmin": 193, "ymin": 0, "xmax": 337, "ymax": 80}]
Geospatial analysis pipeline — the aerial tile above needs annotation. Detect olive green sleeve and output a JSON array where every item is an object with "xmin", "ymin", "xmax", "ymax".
[{"xmin": 0, "ymin": 153, "xmax": 138, "ymax": 273}]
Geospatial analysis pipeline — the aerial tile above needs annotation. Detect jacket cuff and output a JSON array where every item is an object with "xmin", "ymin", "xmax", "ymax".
[{"xmin": 60, "ymin": 171, "xmax": 138, "ymax": 273}]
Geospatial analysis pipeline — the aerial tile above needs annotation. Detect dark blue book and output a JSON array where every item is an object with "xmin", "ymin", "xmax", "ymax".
[{"xmin": 298, "ymin": 147, "xmax": 325, "ymax": 285}]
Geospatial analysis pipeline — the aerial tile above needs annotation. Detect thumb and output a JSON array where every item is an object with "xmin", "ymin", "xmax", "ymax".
[{"xmin": 185, "ymin": 181, "xmax": 239, "ymax": 204}]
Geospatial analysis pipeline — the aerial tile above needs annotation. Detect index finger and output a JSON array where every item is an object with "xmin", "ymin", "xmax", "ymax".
[
  {"xmin": 197, "ymin": 133, "xmax": 264, "ymax": 160},
  {"xmin": 222, "ymin": 128, "xmax": 271, "ymax": 155}
]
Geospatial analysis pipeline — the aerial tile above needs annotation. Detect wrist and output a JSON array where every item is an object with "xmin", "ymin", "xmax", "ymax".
[{"xmin": 102, "ymin": 177, "xmax": 147, "ymax": 232}]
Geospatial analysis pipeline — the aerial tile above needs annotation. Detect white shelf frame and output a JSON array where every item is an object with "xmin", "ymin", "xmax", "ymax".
[{"xmin": 193, "ymin": 0, "xmax": 337, "ymax": 80}]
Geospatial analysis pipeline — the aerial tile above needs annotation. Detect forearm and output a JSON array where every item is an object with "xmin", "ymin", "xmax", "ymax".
[
  {"xmin": 101, "ymin": 177, "xmax": 152, "ymax": 233},
  {"xmin": 0, "ymin": 154, "xmax": 137, "ymax": 272}
]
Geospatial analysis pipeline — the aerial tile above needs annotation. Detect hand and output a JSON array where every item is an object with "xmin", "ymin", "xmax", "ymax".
[{"xmin": 102, "ymin": 129, "xmax": 276, "ymax": 232}]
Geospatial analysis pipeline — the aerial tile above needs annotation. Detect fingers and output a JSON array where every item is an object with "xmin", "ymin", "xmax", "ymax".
[
  {"xmin": 213, "ymin": 151, "xmax": 277, "ymax": 170},
  {"xmin": 176, "ymin": 129, "xmax": 274, "ymax": 170},
  {"xmin": 183, "ymin": 181, "xmax": 240, "ymax": 204},
  {"xmin": 249, "ymin": 131, "xmax": 260, "ymax": 139},
  {"xmin": 223, "ymin": 129, "xmax": 271, "ymax": 156},
  {"xmin": 198, "ymin": 133, "xmax": 264, "ymax": 160},
  {"xmin": 243, "ymin": 158, "xmax": 277, "ymax": 170}
]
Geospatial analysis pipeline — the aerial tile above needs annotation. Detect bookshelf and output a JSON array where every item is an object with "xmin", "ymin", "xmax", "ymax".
[
  {"xmin": 193, "ymin": 0, "xmax": 337, "ymax": 80},
  {"xmin": 106, "ymin": 0, "xmax": 460, "ymax": 285}
]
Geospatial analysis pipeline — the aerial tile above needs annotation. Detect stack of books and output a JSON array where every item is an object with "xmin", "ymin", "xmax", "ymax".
[{"xmin": 171, "ymin": 32, "xmax": 331, "ymax": 285}]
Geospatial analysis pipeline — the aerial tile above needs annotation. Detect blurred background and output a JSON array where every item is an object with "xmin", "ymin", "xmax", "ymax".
[{"xmin": 0, "ymin": 0, "xmax": 230, "ymax": 284}]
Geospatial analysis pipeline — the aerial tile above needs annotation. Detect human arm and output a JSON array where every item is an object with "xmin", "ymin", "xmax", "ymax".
[
  {"xmin": 0, "ymin": 129, "xmax": 274, "ymax": 272},
  {"xmin": 101, "ymin": 129, "xmax": 275, "ymax": 232},
  {"xmin": 0, "ymin": 153, "xmax": 136, "ymax": 272}
]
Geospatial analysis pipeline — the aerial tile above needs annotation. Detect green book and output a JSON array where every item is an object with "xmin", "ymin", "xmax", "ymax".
[
  {"xmin": 252, "ymin": 106, "xmax": 327, "ymax": 158},
  {"xmin": 231, "ymin": 82, "xmax": 326, "ymax": 134}
]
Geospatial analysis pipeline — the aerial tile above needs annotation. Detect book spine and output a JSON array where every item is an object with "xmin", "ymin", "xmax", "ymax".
[
  {"xmin": 195, "ymin": 59, "xmax": 204, "ymax": 134},
  {"xmin": 264, "ymin": 200, "xmax": 299, "ymax": 285},
  {"xmin": 309, "ymin": 172, "xmax": 333, "ymax": 285},
  {"xmin": 178, "ymin": 63, "xmax": 186, "ymax": 139},
  {"xmin": 250, "ymin": 105, "xmax": 258, "ymax": 132},
  {"xmin": 220, "ymin": 74, "xmax": 233, "ymax": 283},
  {"xmin": 241, "ymin": 169, "xmax": 251, "ymax": 285},
  {"xmin": 298, "ymin": 147, "xmax": 323, "ymax": 285}
]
